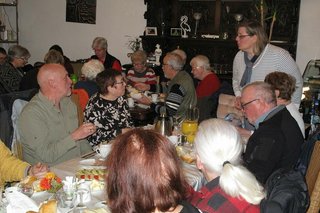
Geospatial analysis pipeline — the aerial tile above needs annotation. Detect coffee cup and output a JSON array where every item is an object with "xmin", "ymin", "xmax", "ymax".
[
  {"xmin": 151, "ymin": 93, "xmax": 158, "ymax": 103},
  {"xmin": 95, "ymin": 144, "xmax": 112, "ymax": 158},
  {"xmin": 127, "ymin": 97, "xmax": 134, "ymax": 108}
]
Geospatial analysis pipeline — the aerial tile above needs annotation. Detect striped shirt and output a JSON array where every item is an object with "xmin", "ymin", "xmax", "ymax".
[{"xmin": 232, "ymin": 44, "xmax": 303, "ymax": 106}]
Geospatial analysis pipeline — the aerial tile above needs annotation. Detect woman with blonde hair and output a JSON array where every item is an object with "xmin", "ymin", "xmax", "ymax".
[
  {"xmin": 126, "ymin": 50, "xmax": 157, "ymax": 92},
  {"xmin": 189, "ymin": 118, "xmax": 265, "ymax": 212}
]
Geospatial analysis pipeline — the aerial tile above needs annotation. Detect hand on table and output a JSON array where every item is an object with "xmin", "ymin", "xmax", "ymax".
[
  {"xmin": 71, "ymin": 122, "xmax": 96, "ymax": 141},
  {"xmin": 137, "ymin": 94, "xmax": 152, "ymax": 105},
  {"xmin": 134, "ymin": 83, "xmax": 150, "ymax": 91},
  {"xmin": 29, "ymin": 162, "xmax": 49, "ymax": 179}
]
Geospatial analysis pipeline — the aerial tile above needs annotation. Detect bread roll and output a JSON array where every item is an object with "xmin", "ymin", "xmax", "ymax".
[{"xmin": 39, "ymin": 199, "xmax": 57, "ymax": 213}]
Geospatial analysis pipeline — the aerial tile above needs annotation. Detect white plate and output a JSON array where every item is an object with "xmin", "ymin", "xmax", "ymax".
[{"xmin": 79, "ymin": 159, "xmax": 96, "ymax": 166}]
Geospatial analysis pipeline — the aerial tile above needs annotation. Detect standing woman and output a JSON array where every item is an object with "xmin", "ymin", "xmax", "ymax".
[
  {"xmin": 189, "ymin": 119, "xmax": 265, "ymax": 212},
  {"xmin": 84, "ymin": 69, "xmax": 133, "ymax": 147},
  {"xmin": 90, "ymin": 37, "xmax": 122, "ymax": 72},
  {"xmin": 0, "ymin": 45, "xmax": 30, "ymax": 93},
  {"xmin": 232, "ymin": 20, "xmax": 302, "ymax": 108}
]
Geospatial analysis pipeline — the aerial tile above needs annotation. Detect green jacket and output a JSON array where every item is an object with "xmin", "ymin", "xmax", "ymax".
[
  {"xmin": 18, "ymin": 92, "xmax": 91, "ymax": 166},
  {"xmin": 167, "ymin": 71, "xmax": 197, "ymax": 121}
]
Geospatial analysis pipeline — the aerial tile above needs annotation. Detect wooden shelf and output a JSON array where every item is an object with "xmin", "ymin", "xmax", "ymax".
[{"xmin": 0, "ymin": 3, "xmax": 17, "ymax": 6}]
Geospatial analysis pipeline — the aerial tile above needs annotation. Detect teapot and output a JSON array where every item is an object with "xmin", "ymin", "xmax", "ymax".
[{"xmin": 154, "ymin": 106, "xmax": 173, "ymax": 136}]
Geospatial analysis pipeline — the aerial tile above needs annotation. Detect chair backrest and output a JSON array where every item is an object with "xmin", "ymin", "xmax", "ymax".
[
  {"xmin": 307, "ymin": 171, "xmax": 320, "ymax": 213},
  {"xmin": 72, "ymin": 88, "xmax": 89, "ymax": 112},
  {"xmin": 11, "ymin": 99, "xmax": 28, "ymax": 159},
  {"xmin": 216, "ymin": 94, "xmax": 242, "ymax": 119},
  {"xmin": 0, "ymin": 88, "xmax": 37, "ymax": 149},
  {"xmin": 305, "ymin": 141, "xmax": 320, "ymax": 195}
]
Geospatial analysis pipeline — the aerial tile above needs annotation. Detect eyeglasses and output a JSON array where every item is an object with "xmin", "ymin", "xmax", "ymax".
[
  {"xmin": 133, "ymin": 63, "xmax": 145, "ymax": 67},
  {"xmin": 241, "ymin": 98, "xmax": 259, "ymax": 109},
  {"xmin": 236, "ymin": 34, "xmax": 251, "ymax": 39},
  {"xmin": 192, "ymin": 66, "xmax": 202, "ymax": 70},
  {"xmin": 114, "ymin": 81, "xmax": 125, "ymax": 86},
  {"xmin": 17, "ymin": 57, "xmax": 29, "ymax": 63}
]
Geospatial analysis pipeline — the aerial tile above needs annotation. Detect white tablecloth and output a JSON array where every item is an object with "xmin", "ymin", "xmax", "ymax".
[
  {"xmin": 49, "ymin": 152, "xmax": 205, "ymax": 212},
  {"xmin": 52, "ymin": 154, "xmax": 205, "ymax": 191}
]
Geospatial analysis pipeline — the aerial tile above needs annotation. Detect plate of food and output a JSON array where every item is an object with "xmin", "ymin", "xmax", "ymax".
[{"xmin": 76, "ymin": 168, "xmax": 107, "ymax": 181}]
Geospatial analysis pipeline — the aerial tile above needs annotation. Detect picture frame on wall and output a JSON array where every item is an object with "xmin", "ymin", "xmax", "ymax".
[
  {"xmin": 170, "ymin": 28, "xmax": 182, "ymax": 36},
  {"xmin": 145, "ymin": 27, "xmax": 157, "ymax": 36}
]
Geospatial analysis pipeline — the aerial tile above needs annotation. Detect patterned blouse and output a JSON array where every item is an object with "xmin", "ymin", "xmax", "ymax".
[{"xmin": 84, "ymin": 93, "xmax": 133, "ymax": 147}]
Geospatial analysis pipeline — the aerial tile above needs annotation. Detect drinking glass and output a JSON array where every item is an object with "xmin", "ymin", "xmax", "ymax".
[
  {"xmin": 17, "ymin": 183, "xmax": 34, "ymax": 197},
  {"xmin": 181, "ymin": 106, "xmax": 199, "ymax": 144},
  {"xmin": 74, "ymin": 188, "xmax": 89, "ymax": 211}
]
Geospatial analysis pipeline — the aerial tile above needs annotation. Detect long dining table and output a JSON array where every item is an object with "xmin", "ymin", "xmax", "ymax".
[{"xmin": 48, "ymin": 149, "xmax": 206, "ymax": 212}]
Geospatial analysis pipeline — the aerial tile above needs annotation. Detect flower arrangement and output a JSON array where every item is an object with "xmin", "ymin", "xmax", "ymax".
[{"xmin": 39, "ymin": 172, "xmax": 63, "ymax": 193}]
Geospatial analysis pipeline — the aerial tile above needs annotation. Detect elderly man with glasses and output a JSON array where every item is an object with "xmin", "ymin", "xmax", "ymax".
[{"xmin": 241, "ymin": 81, "xmax": 304, "ymax": 184}]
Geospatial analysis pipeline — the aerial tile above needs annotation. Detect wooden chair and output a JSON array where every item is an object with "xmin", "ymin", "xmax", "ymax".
[
  {"xmin": 71, "ymin": 93, "xmax": 84, "ymax": 127},
  {"xmin": 72, "ymin": 89, "xmax": 89, "ymax": 112},
  {"xmin": 306, "ymin": 141, "xmax": 320, "ymax": 213}
]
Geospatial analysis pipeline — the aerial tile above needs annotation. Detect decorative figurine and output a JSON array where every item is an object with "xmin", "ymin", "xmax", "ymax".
[
  {"xmin": 180, "ymin": 15, "xmax": 191, "ymax": 38},
  {"xmin": 155, "ymin": 44, "xmax": 162, "ymax": 66}
]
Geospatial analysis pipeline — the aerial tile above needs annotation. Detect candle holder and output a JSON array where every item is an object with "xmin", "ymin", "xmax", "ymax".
[{"xmin": 192, "ymin": 12, "xmax": 202, "ymax": 38}]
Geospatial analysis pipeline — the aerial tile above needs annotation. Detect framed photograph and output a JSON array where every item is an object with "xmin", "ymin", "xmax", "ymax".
[
  {"xmin": 170, "ymin": 28, "xmax": 182, "ymax": 36},
  {"xmin": 145, "ymin": 27, "xmax": 157, "ymax": 36}
]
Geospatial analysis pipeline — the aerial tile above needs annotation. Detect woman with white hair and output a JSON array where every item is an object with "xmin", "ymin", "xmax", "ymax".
[
  {"xmin": 189, "ymin": 118, "xmax": 265, "ymax": 212},
  {"xmin": 74, "ymin": 59, "xmax": 104, "ymax": 97}
]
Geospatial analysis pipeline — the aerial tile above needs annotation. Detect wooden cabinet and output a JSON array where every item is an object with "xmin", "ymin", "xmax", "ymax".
[{"xmin": 141, "ymin": 0, "xmax": 300, "ymax": 80}]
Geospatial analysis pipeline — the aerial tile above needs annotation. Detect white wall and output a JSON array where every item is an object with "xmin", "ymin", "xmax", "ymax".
[
  {"xmin": 18, "ymin": 0, "xmax": 146, "ymax": 65},
  {"xmin": 17, "ymin": 0, "xmax": 320, "ymax": 73},
  {"xmin": 296, "ymin": 0, "xmax": 320, "ymax": 73}
]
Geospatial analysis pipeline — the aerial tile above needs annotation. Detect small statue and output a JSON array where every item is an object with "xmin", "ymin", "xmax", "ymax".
[
  {"xmin": 155, "ymin": 44, "xmax": 162, "ymax": 66},
  {"xmin": 180, "ymin": 15, "xmax": 191, "ymax": 38}
]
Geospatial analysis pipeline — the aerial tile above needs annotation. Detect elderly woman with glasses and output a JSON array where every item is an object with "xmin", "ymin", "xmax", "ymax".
[
  {"xmin": 232, "ymin": 20, "xmax": 302, "ymax": 109},
  {"xmin": 90, "ymin": 37, "xmax": 122, "ymax": 72},
  {"xmin": 84, "ymin": 69, "xmax": 133, "ymax": 147},
  {"xmin": 126, "ymin": 50, "xmax": 158, "ymax": 92},
  {"xmin": 0, "ymin": 45, "xmax": 30, "ymax": 93}
]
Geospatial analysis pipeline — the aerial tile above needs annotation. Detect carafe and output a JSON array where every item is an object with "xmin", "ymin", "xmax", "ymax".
[{"xmin": 154, "ymin": 106, "xmax": 173, "ymax": 136}]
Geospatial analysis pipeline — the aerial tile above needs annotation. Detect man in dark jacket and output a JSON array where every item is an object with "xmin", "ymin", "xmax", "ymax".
[{"xmin": 241, "ymin": 81, "xmax": 304, "ymax": 184}]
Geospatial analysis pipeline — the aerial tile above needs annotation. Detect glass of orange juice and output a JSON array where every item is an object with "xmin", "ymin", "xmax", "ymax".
[
  {"xmin": 181, "ymin": 120, "xmax": 198, "ymax": 144},
  {"xmin": 181, "ymin": 106, "xmax": 199, "ymax": 144}
]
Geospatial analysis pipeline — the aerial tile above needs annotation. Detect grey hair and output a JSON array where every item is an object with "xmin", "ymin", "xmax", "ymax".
[
  {"xmin": 166, "ymin": 52, "xmax": 184, "ymax": 71},
  {"xmin": 7, "ymin": 45, "xmax": 30, "ymax": 62},
  {"xmin": 195, "ymin": 119, "xmax": 265, "ymax": 204},
  {"xmin": 92, "ymin": 37, "xmax": 108, "ymax": 50},
  {"xmin": 243, "ymin": 81, "xmax": 277, "ymax": 106},
  {"xmin": 171, "ymin": 49, "xmax": 187, "ymax": 66},
  {"xmin": 190, "ymin": 55, "xmax": 211, "ymax": 70},
  {"xmin": 81, "ymin": 59, "xmax": 104, "ymax": 80}
]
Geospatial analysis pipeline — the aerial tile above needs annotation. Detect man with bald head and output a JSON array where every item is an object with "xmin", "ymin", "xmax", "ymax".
[
  {"xmin": 241, "ymin": 81, "xmax": 303, "ymax": 184},
  {"xmin": 18, "ymin": 64, "xmax": 96, "ymax": 166}
]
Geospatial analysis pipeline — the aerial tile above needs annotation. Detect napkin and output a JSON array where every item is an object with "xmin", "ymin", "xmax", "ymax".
[{"xmin": 6, "ymin": 190, "xmax": 38, "ymax": 213}]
